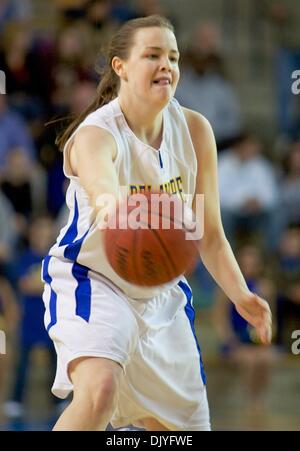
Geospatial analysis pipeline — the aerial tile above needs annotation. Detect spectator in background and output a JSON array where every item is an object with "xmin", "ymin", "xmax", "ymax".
[
  {"xmin": 276, "ymin": 223, "xmax": 300, "ymax": 348},
  {"xmin": 272, "ymin": 140, "xmax": 300, "ymax": 245},
  {"xmin": 85, "ymin": 0, "xmax": 119, "ymax": 54},
  {"xmin": 134, "ymin": 0, "xmax": 169, "ymax": 18},
  {"xmin": 54, "ymin": 0, "xmax": 87, "ymax": 23},
  {"xmin": 110, "ymin": 0, "xmax": 139, "ymax": 24},
  {"xmin": 0, "ymin": 95, "xmax": 35, "ymax": 166},
  {"xmin": 281, "ymin": 141, "xmax": 300, "ymax": 223},
  {"xmin": 212, "ymin": 245, "xmax": 277, "ymax": 416},
  {"xmin": 175, "ymin": 22, "xmax": 243, "ymax": 150},
  {"xmin": 4, "ymin": 216, "xmax": 57, "ymax": 419},
  {"xmin": 45, "ymin": 81, "xmax": 96, "ymax": 217},
  {"xmin": 0, "ymin": 22, "xmax": 41, "ymax": 120},
  {"xmin": 51, "ymin": 22, "xmax": 95, "ymax": 114},
  {"xmin": 0, "ymin": 271, "xmax": 19, "ymax": 420},
  {"xmin": 267, "ymin": 1, "xmax": 300, "ymax": 139},
  {"xmin": 69, "ymin": 80, "xmax": 97, "ymax": 115},
  {"xmin": 218, "ymin": 133, "xmax": 278, "ymax": 249},
  {"xmin": 0, "ymin": 20, "xmax": 56, "ymax": 127},
  {"xmin": 0, "ymin": 147, "xmax": 47, "ymax": 241},
  {"xmin": 0, "ymin": 0, "xmax": 32, "ymax": 33},
  {"xmin": 0, "ymin": 191, "xmax": 16, "ymax": 272}
]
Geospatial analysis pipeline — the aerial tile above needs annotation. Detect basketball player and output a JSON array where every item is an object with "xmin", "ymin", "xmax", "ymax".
[{"xmin": 42, "ymin": 15, "xmax": 272, "ymax": 431}]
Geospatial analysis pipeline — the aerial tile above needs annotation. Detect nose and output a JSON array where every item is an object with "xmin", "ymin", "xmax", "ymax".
[{"xmin": 160, "ymin": 55, "xmax": 172, "ymax": 72}]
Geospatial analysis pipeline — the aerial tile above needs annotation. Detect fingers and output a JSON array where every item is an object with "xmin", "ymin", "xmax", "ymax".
[
  {"xmin": 252, "ymin": 294, "xmax": 272, "ymax": 344},
  {"xmin": 257, "ymin": 311, "xmax": 273, "ymax": 345},
  {"xmin": 260, "ymin": 325, "xmax": 272, "ymax": 345},
  {"xmin": 235, "ymin": 293, "xmax": 273, "ymax": 344},
  {"xmin": 255, "ymin": 294, "xmax": 272, "ymax": 315}
]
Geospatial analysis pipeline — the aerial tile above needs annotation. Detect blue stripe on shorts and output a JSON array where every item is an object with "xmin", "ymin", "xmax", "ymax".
[
  {"xmin": 178, "ymin": 280, "xmax": 206, "ymax": 385},
  {"xmin": 72, "ymin": 262, "xmax": 91, "ymax": 323},
  {"xmin": 42, "ymin": 255, "xmax": 57, "ymax": 332}
]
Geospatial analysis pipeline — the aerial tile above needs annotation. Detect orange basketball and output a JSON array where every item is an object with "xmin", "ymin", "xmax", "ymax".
[{"xmin": 104, "ymin": 192, "xmax": 199, "ymax": 287}]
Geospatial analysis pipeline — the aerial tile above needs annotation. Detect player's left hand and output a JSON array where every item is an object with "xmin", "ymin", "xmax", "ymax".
[{"xmin": 234, "ymin": 292, "xmax": 272, "ymax": 345}]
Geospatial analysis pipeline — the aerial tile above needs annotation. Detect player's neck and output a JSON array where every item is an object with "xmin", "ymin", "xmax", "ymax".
[{"xmin": 118, "ymin": 96, "xmax": 163, "ymax": 149}]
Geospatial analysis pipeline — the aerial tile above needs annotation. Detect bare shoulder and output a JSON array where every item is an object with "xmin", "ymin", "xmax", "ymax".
[
  {"xmin": 182, "ymin": 106, "xmax": 216, "ymax": 154},
  {"xmin": 181, "ymin": 107, "xmax": 211, "ymax": 132},
  {"xmin": 74, "ymin": 126, "xmax": 117, "ymax": 159},
  {"xmin": 70, "ymin": 125, "xmax": 117, "ymax": 175}
]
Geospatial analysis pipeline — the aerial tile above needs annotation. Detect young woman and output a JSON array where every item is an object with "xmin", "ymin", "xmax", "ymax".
[{"xmin": 42, "ymin": 15, "xmax": 272, "ymax": 431}]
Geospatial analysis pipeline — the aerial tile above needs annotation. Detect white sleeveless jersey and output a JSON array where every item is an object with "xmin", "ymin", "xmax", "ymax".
[{"xmin": 48, "ymin": 97, "xmax": 198, "ymax": 299}]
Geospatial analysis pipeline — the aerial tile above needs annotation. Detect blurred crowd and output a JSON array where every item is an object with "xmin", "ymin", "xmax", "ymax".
[{"xmin": 0, "ymin": 0, "xmax": 299, "ymax": 427}]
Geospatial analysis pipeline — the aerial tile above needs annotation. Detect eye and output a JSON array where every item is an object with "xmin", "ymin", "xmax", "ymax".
[
  {"xmin": 147, "ymin": 54, "xmax": 158, "ymax": 59},
  {"xmin": 170, "ymin": 56, "xmax": 178, "ymax": 63}
]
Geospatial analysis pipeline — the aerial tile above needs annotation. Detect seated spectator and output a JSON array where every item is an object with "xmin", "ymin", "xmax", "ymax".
[
  {"xmin": 272, "ymin": 140, "xmax": 300, "ymax": 245},
  {"xmin": 0, "ymin": 191, "xmax": 16, "ymax": 269},
  {"xmin": 276, "ymin": 223, "xmax": 300, "ymax": 348},
  {"xmin": 51, "ymin": 21, "xmax": 96, "ymax": 115},
  {"xmin": 4, "ymin": 216, "xmax": 57, "ymax": 419},
  {"xmin": 68, "ymin": 80, "xmax": 97, "ymax": 116},
  {"xmin": 0, "ymin": 147, "xmax": 47, "ymax": 245},
  {"xmin": 267, "ymin": 1, "xmax": 300, "ymax": 139},
  {"xmin": 0, "ymin": 20, "xmax": 56, "ymax": 125},
  {"xmin": 212, "ymin": 245, "xmax": 278, "ymax": 415},
  {"xmin": 0, "ymin": 95, "xmax": 35, "ymax": 166},
  {"xmin": 54, "ymin": 0, "xmax": 87, "ymax": 22},
  {"xmin": 44, "ymin": 81, "xmax": 96, "ymax": 217},
  {"xmin": 134, "ymin": 0, "xmax": 170, "ymax": 18},
  {"xmin": 218, "ymin": 133, "xmax": 279, "ymax": 249},
  {"xmin": 0, "ymin": 0, "xmax": 32, "ymax": 33},
  {"xmin": 84, "ymin": 0, "xmax": 119, "ymax": 62},
  {"xmin": 281, "ymin": 141, "xmax": 300, "ymax": 223},
  {"xmin": 175, "ymin": 22, "xmax": 243, "ymax": 149},
  {"xmin": 110, "ymin": 0, "xmax": 139, "ymax": 24},
  {"xmin": 0, "ymin": 272, "xmax": 19, "ymax": 420}
]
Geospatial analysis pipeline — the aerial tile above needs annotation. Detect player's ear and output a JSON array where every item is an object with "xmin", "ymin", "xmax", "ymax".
[{"xmin": 112, "ymin": 57, "xmax": 128, "ymax": 81}]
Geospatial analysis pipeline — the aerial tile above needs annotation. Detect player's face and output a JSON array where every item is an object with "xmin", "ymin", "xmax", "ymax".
[{"xmin": 119, "ymin": 27, "xmax": 180, "ymax": 106}]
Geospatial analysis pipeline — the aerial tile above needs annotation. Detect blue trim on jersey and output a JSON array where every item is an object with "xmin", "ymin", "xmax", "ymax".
[
  {"xmin": 178, "ymin": 280, "xmax": 206, "ymax": 385},
  {"xmin": 58, "ymin": 190, "xmax": 91, "ymax": 262},
  {"xmin": 42, "ymin": 255, "xmax": 57, "ymax": 332},
  {"xmin": 56, "ymin": 189, "xmax": 92, "ymax": 322},
  {"xmin": 64, "ymin": 229, "xmax": 90, "ymax": 261},
  {"xmin": 59, "ymin": 194, "xmax": 91, "ymax": 321},
  {"xmin": 72, "ymin": 262, "xmax": 91, "ymax": 322},
  {"xmin": 44, "ymin": 192, "xmax": 92, "ymax": 325},
  {"xmin": 158, "ymin": 150, "xmax": 163, "ymax": 169},
  {"xmin": 59, "ymin": 192, "xmax": 79, "ymax": 246}
]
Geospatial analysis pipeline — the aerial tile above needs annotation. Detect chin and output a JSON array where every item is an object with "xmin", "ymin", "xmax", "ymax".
[{"xmin": 153, "ymin": 91, "xmax": 173, "ymax": 107}]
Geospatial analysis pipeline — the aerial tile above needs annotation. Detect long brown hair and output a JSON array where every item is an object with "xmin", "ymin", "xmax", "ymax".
[{"xmin": 56, "ymin": 15, "xmax": 174, "ymax": 150}]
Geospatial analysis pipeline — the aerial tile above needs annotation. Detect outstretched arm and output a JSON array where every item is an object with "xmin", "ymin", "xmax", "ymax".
[
  {"xmin": 69, "ymin": 126, "xmax": 122, "ymax": 227},
  {"xmin": 184, "ymin": 107, "xmax": 272, "ymax": 344},
  {"xmin": 70, "ymin": 126, "xmax": 120, "ymax": 205}
]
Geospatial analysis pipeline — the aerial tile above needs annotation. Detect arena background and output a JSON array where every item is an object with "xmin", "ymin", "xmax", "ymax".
[{"xmin": 0, "ymin": 0, "xmax": 299, "ymax": 431}]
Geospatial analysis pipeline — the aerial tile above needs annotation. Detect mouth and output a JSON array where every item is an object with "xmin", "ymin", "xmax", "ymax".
[{"xmin": 153, "ymin": 77, "xmax": 172, "ymax": 86}]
